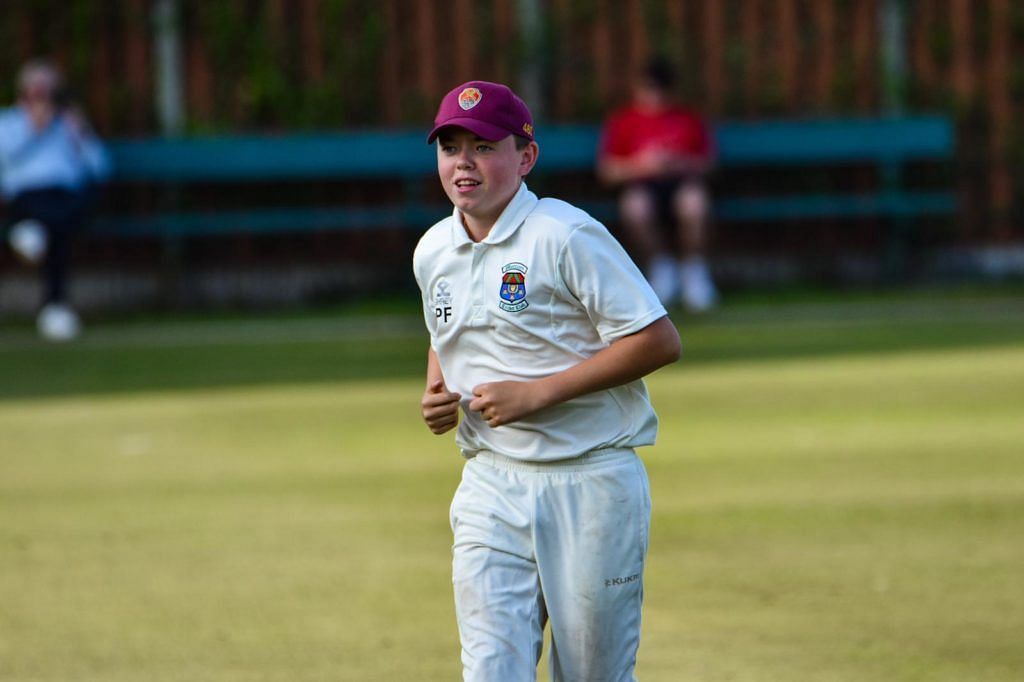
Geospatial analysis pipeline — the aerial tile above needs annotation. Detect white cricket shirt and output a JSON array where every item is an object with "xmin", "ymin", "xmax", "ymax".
[{"xmin": 413, "ymin": 183, "xmax": 668, "ymax": 462}]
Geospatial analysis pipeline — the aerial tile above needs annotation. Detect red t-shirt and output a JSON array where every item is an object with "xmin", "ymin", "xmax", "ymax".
[{"xmin": 599, "ymin": 103, "xmax": 713, "ymax": 161}]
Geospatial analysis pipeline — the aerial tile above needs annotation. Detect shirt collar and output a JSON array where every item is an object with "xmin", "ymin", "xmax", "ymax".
[{"xmin": 449, "ymin": 183, "xmax": 538, "ymax": 249}]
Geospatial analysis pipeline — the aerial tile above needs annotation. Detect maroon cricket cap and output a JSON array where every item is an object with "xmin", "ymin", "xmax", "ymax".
[{"xmin": 427, "ymin": 80, "xmax": 534, "ymax": 144}]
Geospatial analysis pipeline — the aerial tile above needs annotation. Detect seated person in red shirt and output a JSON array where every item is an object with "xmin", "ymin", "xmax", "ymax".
[{"xmin": 597, "ymin": 57, "xmax": 717, "ymax": 311}]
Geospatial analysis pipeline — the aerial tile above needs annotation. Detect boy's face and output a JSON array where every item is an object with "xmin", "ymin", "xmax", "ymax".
[{"xmin": 436, "ymin": 128, "xmax": 538, "ymax": 230}]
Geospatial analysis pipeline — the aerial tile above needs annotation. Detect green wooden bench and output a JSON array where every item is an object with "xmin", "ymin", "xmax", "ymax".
[
  {"xmin": 539, "ymin": 116, "xmax": 957, "ymax": 223},
  {"xmin": 99, "ymin": 116, "xmax": 956, "ymax": 244}
]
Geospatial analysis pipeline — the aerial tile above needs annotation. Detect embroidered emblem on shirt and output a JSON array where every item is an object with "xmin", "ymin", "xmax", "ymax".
[
  {"xmin": 434, "ymin": 279, "xmax": 453, "ymax": 323},
  {"xmin": 498, "ymin": 263, "xmax": 528, "ymax": 313},
  {"xmin": 458, "ymin": 88, "xmax": 482, "ymax": 110}
]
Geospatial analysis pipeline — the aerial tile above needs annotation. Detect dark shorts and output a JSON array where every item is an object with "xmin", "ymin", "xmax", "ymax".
[
  {"xmin": 8, "ymin": 186, "xmax": 92, "ymax": 230},
  {"xmin": 624, "ymin": 175, "xmax": 706, "ymax": 228},
  {"xmin": 6, "ymin": 186, "xmax": 95, "ymax": 304}
]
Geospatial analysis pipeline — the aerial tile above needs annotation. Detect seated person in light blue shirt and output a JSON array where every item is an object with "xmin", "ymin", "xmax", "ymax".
[{"xmin": 0, "ymin": 58, "xmax": 111, "ymax": 340}]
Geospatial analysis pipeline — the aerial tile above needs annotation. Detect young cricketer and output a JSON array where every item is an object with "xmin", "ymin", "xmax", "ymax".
[{"xmin": 414, "ymin": 80, "xmax": 681, "ymax": 681}]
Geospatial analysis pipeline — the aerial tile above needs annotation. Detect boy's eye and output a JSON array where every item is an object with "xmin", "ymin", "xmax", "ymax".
[
  {"xmin": 476, "ymin": 144, "xmax": 493, "ymax": 152},
  {"xmin": 441, "ymin": 145, "xmax": 456, "ymax": 153}
]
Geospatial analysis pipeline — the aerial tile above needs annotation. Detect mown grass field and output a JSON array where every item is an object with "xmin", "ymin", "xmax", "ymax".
[{"xmin": 2, "ymin": 290, "xmax": 1023, "ymax": 681}]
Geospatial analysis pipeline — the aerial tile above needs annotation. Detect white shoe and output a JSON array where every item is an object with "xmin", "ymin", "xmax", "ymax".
[
  {"xmin": 37, "ymin": 303, "xmax": 81, "ymax": 342},
  {"xmin": 8, "ymin": 219, "xmax": 48, "ymax": 265},
  {"xmin": 647, "ymin": 255, "xmax": 680, "ymax": 306},
  {"xmin": 680, "ymin": 258, "xmax": 719, "ymax": 313}
]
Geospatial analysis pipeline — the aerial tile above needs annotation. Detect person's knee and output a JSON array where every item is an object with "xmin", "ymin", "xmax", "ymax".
[
  {"xmin": 619, "ymin": 185, "xmax": 657, "ymax": 226},
  {"xmin": 673, "ymin": 183, "xmax": 709, "ymax": 224}
]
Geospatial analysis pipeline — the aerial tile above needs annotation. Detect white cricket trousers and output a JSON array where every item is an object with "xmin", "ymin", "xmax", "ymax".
[{"xmin": 450, "ymin": 447, "xmax": 651, "ymax": 682}]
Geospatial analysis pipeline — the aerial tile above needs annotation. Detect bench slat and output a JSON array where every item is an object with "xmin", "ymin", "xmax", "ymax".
[
  {"xmin": 110, "ymin": 131, "xmax": 436, "ymax": 181},
  {"xmin": 92, "ymin": 205, "xmax": 448, "ymax": 237},
  {"xmin": 715, "ymin": 192, "xmax": 957, "ymax": 221},
  {"xmin": 713, "ymin": 117, "xmax": 955, "ymax": 166},
  {"xmin": 576, "ymin": 192, "xmax": 956, "ymax": 223},
  {"xmin": 92, "ymin": 191, "xmax": 955, "ymax": 238},
  {"xmin": 108, "ymin": 116, "xmax": 955, "ymax": 181},
  {"xmin": 490, "ymin": 117, "xmax": 955, "ymax": 170}
]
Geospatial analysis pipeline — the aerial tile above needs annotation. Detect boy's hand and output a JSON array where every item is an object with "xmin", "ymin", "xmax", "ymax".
[
  {"xmin": 421, "ymin": 379, "xmax": 461, "ymax": 434},
  {"xmin": 469, "ymin": 381, "xmax": 549, "ymax": 428}
]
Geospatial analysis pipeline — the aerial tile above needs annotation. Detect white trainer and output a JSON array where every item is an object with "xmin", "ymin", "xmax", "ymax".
[
  {"xmin": 37, "ymin": 303, "xmax": 81, "ymax": 342},
  {"xmin": 680, "ymin": 258, "xmax": 719, "ymax": 313}
]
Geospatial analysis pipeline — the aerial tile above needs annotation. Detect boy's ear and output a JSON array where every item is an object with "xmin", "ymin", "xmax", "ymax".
[{"xmin": 519, "ymin": 141, "xmax": 540, "ymax": 177}]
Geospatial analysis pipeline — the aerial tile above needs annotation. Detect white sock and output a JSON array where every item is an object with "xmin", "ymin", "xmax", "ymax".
[{"xmin": 647, "ymin": 255, "xmax": 679, "ymax": 306}]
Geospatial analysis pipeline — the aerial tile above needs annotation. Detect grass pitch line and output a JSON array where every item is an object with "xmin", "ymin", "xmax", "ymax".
[
  {"xmin": 2, "ymin": 292, "xmax": 1022, "ymax": 352},
  {"xmin": 0, "ymin": 313, "xmax": 426, "ymax": 350},
  {"xmin": 710, "ymin": 296, "xmax": 1024, "ymax": 325}
]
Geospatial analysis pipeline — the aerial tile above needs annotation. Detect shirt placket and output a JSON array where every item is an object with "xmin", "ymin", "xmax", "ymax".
[{"xmin": 469, "ymin": 243, "xmax": 488, "ymax": 326}]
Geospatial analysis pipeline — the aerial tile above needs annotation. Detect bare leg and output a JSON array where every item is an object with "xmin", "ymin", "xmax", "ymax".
[
  {"xmin": 671, "ymin": 181, "xmax": 710, "ymax": 257},
  {"xmin": 672, "ymin": 181, "xmax": 718, "ymax": 311},
  {"xmin": 619, "ymin": 184, "xmax": 664, "ymax": 262},
  {"xmin": 619, "ymin": 184, "xmax": 678, "ymax": 305}
]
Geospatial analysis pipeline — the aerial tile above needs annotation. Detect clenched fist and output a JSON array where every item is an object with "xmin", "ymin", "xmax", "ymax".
[
  {"xmin": 421, "ymin": 379, "xmax": 461, "ymax": 434},
  {"xmin": 469, "ymin": 380, "xmax": 550, "ymax": 428}
]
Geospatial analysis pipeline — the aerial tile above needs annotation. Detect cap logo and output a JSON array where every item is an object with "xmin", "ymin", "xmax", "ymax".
[
  {"xmin": 458, "ymin": 87, "xmax": 482, "ymax": 110},
  {"xmin": 522, "ymin": 122, "xmax": 533, "ymax": 136}
]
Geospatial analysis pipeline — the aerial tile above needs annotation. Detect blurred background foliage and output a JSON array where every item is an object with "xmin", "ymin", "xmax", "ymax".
[
  {"xmin": 0, "ymin": 1, "xmax": 1018, "ymax": 126},
  {"xmin": 1, "ymin": 0, "xmax": 1022, "ymax": 237}
]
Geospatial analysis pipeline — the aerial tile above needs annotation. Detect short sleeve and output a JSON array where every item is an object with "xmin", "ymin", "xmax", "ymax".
[
  {"xmin": 412, "ymin": 242, "xmax": 439, "ymax": 351},
  {"xmin": 558, "ymin": 222, "xmax": 667, "ymax": 343}
]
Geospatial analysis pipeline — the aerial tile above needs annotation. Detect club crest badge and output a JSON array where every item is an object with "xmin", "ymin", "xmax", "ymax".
[
  {"xmin": 458, "ymin": 87, "xmax": 482, "ymax": 110},
  {"xmin": 498, "ymin": 262, "xmax": 528, "ymax": 312}
]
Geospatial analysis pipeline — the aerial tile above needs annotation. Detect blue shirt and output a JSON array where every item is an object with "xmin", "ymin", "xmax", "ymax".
[{"xmin": 0, "ymin": 106, "xmax": 112, "ymax": 199}]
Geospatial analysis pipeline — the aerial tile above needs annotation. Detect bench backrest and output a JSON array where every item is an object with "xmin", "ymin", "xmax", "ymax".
[
  {"xmin": 108, "ymin": 116, "xmax": 954, "ymax": 183},
  {"xmin": 109, "ymin": 130, "xmax": 435, "ymax": 182},
  {"xmin": 543, "ymin": 116, "xmax": 955, "ymax": 170}
]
